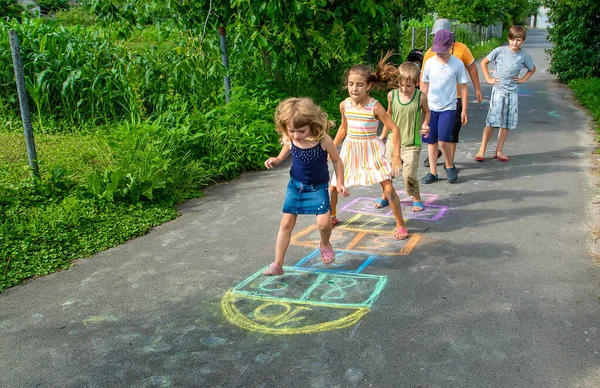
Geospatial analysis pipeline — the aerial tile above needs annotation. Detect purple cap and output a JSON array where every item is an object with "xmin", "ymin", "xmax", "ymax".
[{"xmin": 432, "ymin": 30, "xmax": 453, "ymax": 53}]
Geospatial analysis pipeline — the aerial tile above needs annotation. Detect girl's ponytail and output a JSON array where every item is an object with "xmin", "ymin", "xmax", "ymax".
[{"xmin": 374, "ymin": 50, "xmax": 398, "ymax": 89}]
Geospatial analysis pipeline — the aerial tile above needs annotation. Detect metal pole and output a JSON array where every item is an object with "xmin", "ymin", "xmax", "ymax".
[
  {"xmin": 9, "ymin": 30, "xmax": 39, "ymax": 178},
  {"xmin": 218, "ymin": 26, "xmax": 231, "ymax": 104},
  {"xmin": 411, "ymin": 27, "xmax": 415, "ymax": 50},
  {"xmin": 425, "ymin": 26, "xmax": 429, "ymax": 50}
]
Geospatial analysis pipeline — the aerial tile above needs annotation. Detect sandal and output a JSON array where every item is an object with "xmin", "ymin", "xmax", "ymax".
[
  {"xmin": 420, "ymin": 172, "xmax": 438, "ymax": 184},
  {"xmin": 263, "ymin": 262, "xmax": 284, "ymax": 276},
  {"xmin": 497, "ymin": 155, "xmax": 509, "ymax": 162},
  {"xmin": 393, "ymin": 227, "xmax": 409, "ymax": 240},
  {"xmin": 412, "ymin": 201, "xmax": 424, "ymax": 212},
  {"xmin": 330, "ymin": 216, "xmax": 339, "ymax": 227},
  {"xmin": 474, "ymin": 155, "xmax": 484, "ymax": 162},
  {"xmin": 319, "ymin": 242, "xmax": 335, "ymax": 265},
  {"xmin": 373, "ymin": 198, "xmax": 389, "ymax": 209}
]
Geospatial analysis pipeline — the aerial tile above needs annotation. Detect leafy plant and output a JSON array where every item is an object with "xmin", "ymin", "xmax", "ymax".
[{"xmin": 544, "ymin": 0, "xmax": 600, "ymax": 82}]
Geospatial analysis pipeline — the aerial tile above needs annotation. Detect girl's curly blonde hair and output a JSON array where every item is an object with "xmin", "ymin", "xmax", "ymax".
[{"xmin": 274, "ymin": 97, "xmax": 333, "ymax": 144}]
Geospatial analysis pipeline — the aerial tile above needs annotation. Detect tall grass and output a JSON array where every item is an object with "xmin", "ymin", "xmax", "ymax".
[{"xmin": 0, "ymin": 17, "xmax": 225, "ymax": 130}]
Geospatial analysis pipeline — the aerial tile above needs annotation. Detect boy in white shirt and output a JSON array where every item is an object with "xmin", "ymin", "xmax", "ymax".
[{"xmin": 420, "ymin": 29, "xmax": 468, "ymax": 184}]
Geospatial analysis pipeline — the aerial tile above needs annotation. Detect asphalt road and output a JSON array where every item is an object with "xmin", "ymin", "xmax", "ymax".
[{"xmin": 1, "ymin": 29, "xmax": 600, "ymax": 388}]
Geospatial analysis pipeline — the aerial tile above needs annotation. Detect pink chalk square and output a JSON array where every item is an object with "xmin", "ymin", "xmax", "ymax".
[{"xmin": 340, "ymin": 197, "xmax": 448, "ymax": 221}]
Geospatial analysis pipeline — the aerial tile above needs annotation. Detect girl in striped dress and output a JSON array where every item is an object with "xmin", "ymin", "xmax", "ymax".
[{"xmin": 330, "ymin": 54, "xmax": 409, "ymax": 240}]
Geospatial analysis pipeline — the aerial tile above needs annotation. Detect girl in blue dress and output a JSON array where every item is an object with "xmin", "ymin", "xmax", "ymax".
[{"xmin": 263, "ymin": 98, "xmax": 349, "ymax": 276}]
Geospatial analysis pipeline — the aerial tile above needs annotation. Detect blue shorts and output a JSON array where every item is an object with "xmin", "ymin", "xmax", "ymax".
[
  {"xmin": 282, "ymin": 177, "xmax": 331, "ymax": 215},
  {"xmin": 422, "ymin": 110, "xmax": 456, "ymax": 144}
]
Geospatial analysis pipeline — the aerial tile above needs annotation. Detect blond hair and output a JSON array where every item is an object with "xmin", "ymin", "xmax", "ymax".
[
  {"xmin": 274, "ymin": 97, "xmax": 333, "ymax": 144},
  {"xmin": 344, "ymin": 50, "xmax": 399, "ymax": 90},
  {"xmin": 397, "ymin": 62, "xmax": 421, "ymax": 86}
]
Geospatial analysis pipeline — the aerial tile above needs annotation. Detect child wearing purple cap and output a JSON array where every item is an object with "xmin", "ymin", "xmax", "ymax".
[{"xmin": 420, "ymin": 29, "xmax": 468, "ymax": 184}]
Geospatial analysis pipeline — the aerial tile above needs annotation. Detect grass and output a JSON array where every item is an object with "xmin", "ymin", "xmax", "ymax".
[
  {"xmin": 0, "ymin": 129, "xmax": 181, "ymax": 291},
  {"xmin": 569, "ymin": 77, "xmax": 600, "ymax": 142}
]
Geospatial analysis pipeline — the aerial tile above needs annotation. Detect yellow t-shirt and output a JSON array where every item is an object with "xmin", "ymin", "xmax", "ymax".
[{"xmin": 422, "ymin": 41, "xmax": 474, "ymax": 98}]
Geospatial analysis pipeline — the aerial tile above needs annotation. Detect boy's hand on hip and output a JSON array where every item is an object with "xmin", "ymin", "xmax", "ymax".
[{"xmin": 486, "ymin": 77, "xmax": 498, "ymax": 85}]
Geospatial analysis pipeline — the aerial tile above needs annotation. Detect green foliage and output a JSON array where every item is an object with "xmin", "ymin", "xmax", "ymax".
[
  {"xmin": 428, "ymin": 0, "xmax": 539, "ymax": 25},
  {"xmin": 37, "ymin": 0, "xmax": 70, "ymax": 13},
  {"xmin": 0, "ymin": 195, "xmax": 178, "ymax": 292},
  {"xmin": 544, "ymin": 0, "xmax": 600, "ymax": 82},
  {"xmin": 0, "ymin": 0, "xmax": 24, "ymax": 19},
  {"xmin": 569, "ymin": 78, "xmax": 600, "ymax": 135}
]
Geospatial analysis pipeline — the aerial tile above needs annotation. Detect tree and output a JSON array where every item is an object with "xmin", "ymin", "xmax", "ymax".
[{"xmin": 544, "ymin": 0, "xmax": 600, "ymax": 81}]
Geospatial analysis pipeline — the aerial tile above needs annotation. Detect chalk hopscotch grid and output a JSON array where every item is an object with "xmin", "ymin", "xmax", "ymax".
[{"xmin": 233, "ymin": 267, "xmax": 388, "ymax": 308}]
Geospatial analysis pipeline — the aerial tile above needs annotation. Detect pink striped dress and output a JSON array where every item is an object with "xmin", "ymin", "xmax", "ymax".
[{"xmin": 331, "ymin": 97, "xmax": 392, "ymax": 187}]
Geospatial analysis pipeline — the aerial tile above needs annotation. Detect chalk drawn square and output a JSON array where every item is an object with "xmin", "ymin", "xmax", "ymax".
[
  {"xmin": 339, "ymin": 197, "xmax": 447, "ymax": 221},
  {"xmin": 233, "ymin": 268, "xmax": 387, "ymax": 308},
  {"xmin": 294, "ymin": 249, "xmax": 377, "ymax": 274},
  {"xmin": 305, "ymin": 272, "xmax": 387, "ymax": 307},
  {"xmin": 291, "ymin": 222, "xmax": 420, "ymax": 256},
  {"xmin": 234, "ymin": 269, "xmax": 317, "ymax": 301}
]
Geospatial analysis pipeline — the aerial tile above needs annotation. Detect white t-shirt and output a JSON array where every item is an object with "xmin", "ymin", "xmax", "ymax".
[{"xmin": 421, "ymin": 55, "xmax": 469, "ymax": 111}]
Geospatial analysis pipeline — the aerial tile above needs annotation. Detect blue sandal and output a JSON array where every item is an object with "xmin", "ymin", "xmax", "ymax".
[
  {"xmin": 412, "ymin": 201, "xmax": 424, "ymax": 212},
  {"xmin": 373, "ymin": 198, "xmax": 389, "ymax": 208}
]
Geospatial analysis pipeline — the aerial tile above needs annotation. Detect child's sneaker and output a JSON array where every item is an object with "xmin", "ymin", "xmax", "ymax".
[
  {"xmin": 420, "ymin": 172, "xmax": 438, "ymax": 184},
  {"xmin": 446, "ymin": 167, "xmax": 458, "ymax": 183}
]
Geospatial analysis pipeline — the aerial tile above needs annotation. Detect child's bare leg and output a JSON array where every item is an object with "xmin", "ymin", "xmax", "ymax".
[
  {"xmin": 273, "ymin": 214, "xmax": 297, "ymax": 267},
  {"xmin": 476, "ymin": 126, "xmax": 495, "ymax": 157},
  {"xmin": 450, "ymin": 142, "xmax": 457, "ymax": 163},
  {"xmin": 439, "ymin": 141, "xmax": 453, "ymax": 168},
  {"xmin": 428, "ymin": 143, "xmax": 439, "ymax": 175},
  {"xmin": 329, "ymin": 185, "xmax": 338, "ymax": 213},
  {"xmin": 495, "ymin": 128, "xmax": 509, "ymax": 157},
  {"xmin": 316, "ymin": 211, "xmax": 333, "ymax": 248},
  {"xmin": 381, "ymin": 180, "xmax": 407, "ymax": 239}
]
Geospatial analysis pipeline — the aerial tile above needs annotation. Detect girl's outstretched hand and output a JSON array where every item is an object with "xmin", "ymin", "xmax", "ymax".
[{"xmin": 264, "ymin": 157, "xmax": 279, "ymax": 169}]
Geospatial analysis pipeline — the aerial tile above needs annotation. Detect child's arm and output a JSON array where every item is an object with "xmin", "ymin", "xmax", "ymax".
[
  {"xmin": 459, "ymin": 83, "xmax": 468, "ymax": 125},
  {"xmin": 480, "ymin": 57, "xmax": 498, "ymax": 85},
  {"xmin": 420, "ymin": 81, "xmax": 429, "ymax": 95},
  {"xmin": 420, "ymin": 92, "xmax": 430, "ymax": 137},
  {"xmin": 516, "ymin": 65, "xmax": 536, "ymax": 84},
  {"xmin": 332, "ymin": 101, "xmax": 348, "ymax": 148},
  {"xmin": 373, "ymin": 102, "xmax": 401, "ymax": 176},
  {"xmin": 466, "ymin": 62, "xmax": 483, "ymax": 103},
  {"xmin": 264, "ymin": 143, "xmax": 291, "ymax": 169},
  {"xmin": 321, "ymin": 135, "xmax": 349, "ymax": 197},
  {"xmin": 379, "ymin": 91, "xmax": 394, "ymax": 141}
]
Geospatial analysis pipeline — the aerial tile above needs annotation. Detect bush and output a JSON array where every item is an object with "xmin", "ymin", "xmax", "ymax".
[{"xmin": 544, "ymin": 0, "xmax": 600, "ymax": 82}]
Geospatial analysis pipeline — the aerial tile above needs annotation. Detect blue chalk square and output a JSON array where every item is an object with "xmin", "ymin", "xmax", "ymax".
[
  {"xmin": 233, "ymin": 267, "xmax": 387, "ymax": 308},
  {"xmin": 294, "ymin": 248, "xmax": 377, "ymax": 274}
]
